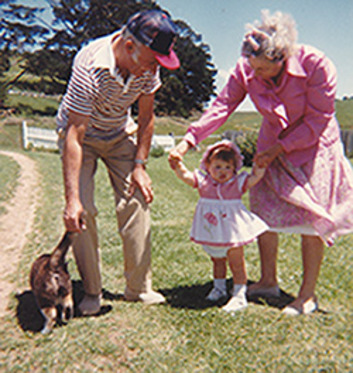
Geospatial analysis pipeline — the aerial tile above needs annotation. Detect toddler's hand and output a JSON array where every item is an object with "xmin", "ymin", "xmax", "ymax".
[
  {"xmin": 168, "ymin": 140, "xmax": 190, "ymax": 170},
  {"xmin": 168, "ymin": 149, "xmax": 183, "ymax": 170}
]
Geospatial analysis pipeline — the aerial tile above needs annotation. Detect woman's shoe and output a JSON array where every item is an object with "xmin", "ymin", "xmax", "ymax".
[
  {"xmin": 282, "ymin": 298, "xmax": 318, "ymax": 315},
  {"xmin": 78, "ymin": 293, "xmax": 102, "ymax": 316}
]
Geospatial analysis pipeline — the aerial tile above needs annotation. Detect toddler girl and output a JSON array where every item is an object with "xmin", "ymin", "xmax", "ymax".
[{"xmin": 170, "ymin": 140, "xmax": 268, "ymax": 312}]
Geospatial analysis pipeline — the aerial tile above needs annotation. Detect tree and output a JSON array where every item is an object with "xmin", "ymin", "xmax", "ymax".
[
  {"xmin": 156, "ymin": 20, "xmax": 216, "ymax": 117},
  {"xmin": 0, "ymin": 2, "xmax": 49, "ymax": 106},
  {"xmin": 2, "ymin": 0, "xmax": 217, "ymax": 117}
]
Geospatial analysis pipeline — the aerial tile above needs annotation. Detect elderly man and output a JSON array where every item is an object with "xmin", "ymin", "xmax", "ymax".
[{"xmin": 56, "ymin": 10, "xmax": 180, "ymax": 315}]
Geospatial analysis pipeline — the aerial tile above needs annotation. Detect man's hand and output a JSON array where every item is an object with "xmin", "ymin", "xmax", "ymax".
[
  {"xmin": 129, "ymin": 165, "xmax": 154, "ymax": 203},
  {"xmin": 64, "ymin": 200, "xmax": 86, "ymax": 232}
]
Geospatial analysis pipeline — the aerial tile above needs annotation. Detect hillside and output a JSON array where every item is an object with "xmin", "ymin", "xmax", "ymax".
[
  {"xmin": 1, "ymin": 93, "xmax": 352, "ymax": 136},
  {"xmin": 335, "ymin": 98, "xmax": 353, "ymax": 129}
]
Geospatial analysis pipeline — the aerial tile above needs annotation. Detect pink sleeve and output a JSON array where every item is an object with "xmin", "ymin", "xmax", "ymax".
[
  {"xmin": 184, "ymin": 63, "xmax": 247, "ymax": 146},
  {"xmin": 193, "ymin": 170, "xmax": 206, "ymax": 189},
  {"xmin": 237, "ymin": 171, "xmax": 249, "ymax": 194},
  {"xmin": 278, "ymin": 52, "xmax": 337, "ymax": 153}
]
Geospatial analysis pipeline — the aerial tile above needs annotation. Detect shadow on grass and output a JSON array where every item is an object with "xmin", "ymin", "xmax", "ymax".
[
  {"xmin": 96, "ymin": 279, "xmax": 297, "ymax": 311},
  {"xmin": 159, "ymin": 279, "xmax": 296, "ymax": 310},
  {"xmin": 15, "ymin": 280, "xmax": 112, "ymax": 333},
  {"xmin": 245, "ymin": 280, "xmax": 296, "ymax": 310},
  {"xmin": 15, "ymin": 279, "xmax": 325, "ymax": 332},
  {"xmin": 160, "ymin": 280, "xmax": 230, "ymax": 310}
]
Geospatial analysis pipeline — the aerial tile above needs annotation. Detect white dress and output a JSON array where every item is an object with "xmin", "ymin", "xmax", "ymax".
[{"xmin": 191, "ymin": 171, "xmax": 269, "ymax": 247}]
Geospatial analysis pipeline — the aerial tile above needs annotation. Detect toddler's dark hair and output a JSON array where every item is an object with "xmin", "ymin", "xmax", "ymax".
[{"xmin": 206, "ymin": 146, "xmax": 239, "ymax": 169}]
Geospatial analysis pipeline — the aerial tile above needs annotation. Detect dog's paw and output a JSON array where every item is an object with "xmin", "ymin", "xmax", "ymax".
[
  {"xmin": 40, "ymin": 323, "xmax": 53, "ymax": 334},
  {"xmin": 62, "ymin": 306, "xmax": 74, "ymax": 322}
]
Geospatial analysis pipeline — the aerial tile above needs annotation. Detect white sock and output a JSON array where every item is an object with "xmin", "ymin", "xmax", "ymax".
[
  {"xmin": 232, "ymin": 284, "xmax": 247, "ymax": 296},
  {"xmin": 214, "ymin": 278, "xmax": 227, "ymax": 292}
]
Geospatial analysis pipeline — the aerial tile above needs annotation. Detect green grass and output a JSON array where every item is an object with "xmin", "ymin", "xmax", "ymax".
[
  {"xmin": 0, "ymin": 148, "xmax": 352, "ymax": 372},
  {"xmin": 5, "ymin": 93, "xmax": 60, "ymax": 117},
  {"xmin": 0, "ymin": 99, "xmax": 352, "ymax": 371},
  {"xmin": 335, "ymin": 99, "xmax": 353, "ymax": 130},
  {"xmin": 0, "ymin": 152, "xmax": 20, "ymax": 215}
]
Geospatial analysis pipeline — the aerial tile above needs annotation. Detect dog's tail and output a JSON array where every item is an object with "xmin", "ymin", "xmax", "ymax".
[{"xmin": 50, "ymin": 231, "xmax": 77, "ymax": 268}]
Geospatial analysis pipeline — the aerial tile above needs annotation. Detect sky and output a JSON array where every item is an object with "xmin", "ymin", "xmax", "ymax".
[
  {"xmin": 156, "ymin": 0, "xmax": 353, "ymax": 110},
  {"xmin": 20, "ymin": 0, "xmax": 353, "ymax": 111}
]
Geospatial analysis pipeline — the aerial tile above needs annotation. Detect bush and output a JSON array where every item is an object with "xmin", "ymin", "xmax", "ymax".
[
  {"xmin": 150, "ymin": 145, "xmax": 165, "ymax": 158},
  {"xmin": 222, "ymin": 130, "xmax": 258, "ymax": 166}
]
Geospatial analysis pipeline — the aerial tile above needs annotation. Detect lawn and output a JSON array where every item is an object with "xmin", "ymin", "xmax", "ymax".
[{"xmin": 0, "ymin": 146, "xmax": 352, "ymax": 372}]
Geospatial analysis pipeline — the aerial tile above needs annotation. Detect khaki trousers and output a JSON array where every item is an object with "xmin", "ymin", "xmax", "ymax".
[{"xmin": 73, "ymin": 134, "xmax": 152, "ymax": 296}]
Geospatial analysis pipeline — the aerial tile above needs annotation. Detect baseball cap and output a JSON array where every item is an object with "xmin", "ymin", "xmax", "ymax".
[{"xmin": 127, "ymin": 10, "xmax": 180, "ymax": 70}]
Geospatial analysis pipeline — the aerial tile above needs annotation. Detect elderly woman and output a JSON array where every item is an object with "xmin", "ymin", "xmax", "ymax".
[{"xmin": 169, "ymin": 10, "xmax": 353, "ymax": 315}]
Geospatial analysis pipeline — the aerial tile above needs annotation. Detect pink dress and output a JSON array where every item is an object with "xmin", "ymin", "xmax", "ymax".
[
  {"xmin": 183, "ymin": 45, "xmax": 353, "ymax": 246},
  {"xmin": 191, "ymin": 171, "xmax": 269, "ymax": 247}
]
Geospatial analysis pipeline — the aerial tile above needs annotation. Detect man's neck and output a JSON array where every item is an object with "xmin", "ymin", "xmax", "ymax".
[{"xmin": 112, "ymin": 35, "xmax": 130, "ymax": 82}]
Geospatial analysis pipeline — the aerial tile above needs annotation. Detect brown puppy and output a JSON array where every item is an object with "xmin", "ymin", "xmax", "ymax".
[{"xmin": 30, "ymin": 231, "xmax": 76, "ymax": 334}]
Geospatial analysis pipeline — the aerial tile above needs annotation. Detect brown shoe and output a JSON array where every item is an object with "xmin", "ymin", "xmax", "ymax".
[
  {"xmin": 124, "ymin": 287, "xmax": 166, "ymax": 304},
  {"xmin": 78, "ymin": 294, "xmax": 101, "ymax": 316}
]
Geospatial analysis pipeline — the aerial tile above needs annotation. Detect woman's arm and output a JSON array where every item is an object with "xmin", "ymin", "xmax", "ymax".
[{"xmin": 183, "ymin": 62, "xmax": 248, "ymax": 147}]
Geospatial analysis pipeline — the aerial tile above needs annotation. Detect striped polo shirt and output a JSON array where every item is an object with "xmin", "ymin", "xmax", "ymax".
[{"xmin": 56, "ymin": 31, "xmax": 161, "ymax": 140}]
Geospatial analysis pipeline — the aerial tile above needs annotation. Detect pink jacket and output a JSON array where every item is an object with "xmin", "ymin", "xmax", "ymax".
[
  {"xmin": 184, "ymin": 45, "xmax": 341, "ymax": 167},
  {"xmin": 193, "ymin": 170, "xmax": 248, "ymax": 200}
]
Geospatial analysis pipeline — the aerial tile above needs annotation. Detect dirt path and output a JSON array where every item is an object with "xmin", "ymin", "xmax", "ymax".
[{"xmin": 0, "ymin": 151, "xmax": 40, "ymax": 317}]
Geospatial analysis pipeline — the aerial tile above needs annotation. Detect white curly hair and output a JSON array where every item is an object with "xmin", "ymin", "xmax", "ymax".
[{"xmin": 241, "ymin": 10, "xmax": 298, "ymax": 61}]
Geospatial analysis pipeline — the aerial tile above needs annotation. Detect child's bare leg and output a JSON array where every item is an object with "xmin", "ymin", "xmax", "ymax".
[
  {"xmin": 212, "ymin": 257, "xmax": 227, "ymax": 279},
  {"xmin": 227, "ymin": 246, "xmax": 247, "ymax": 285},
  {"xmin": 206, "ymin": 257, "xmax": 227, "ymax": 301},
  {"xmin": 222, "ymin": 246, "xmax": 248, "ymax": 313}
]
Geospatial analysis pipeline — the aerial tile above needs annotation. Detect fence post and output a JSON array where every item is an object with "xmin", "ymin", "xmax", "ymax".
[{"xmin": 22, "ymin": 120, "xmax": 28, "ymax": 149}]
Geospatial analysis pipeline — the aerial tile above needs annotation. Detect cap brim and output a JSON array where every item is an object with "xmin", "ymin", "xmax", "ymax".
[{"xmin": 153, "ymin": 50, "xmax": 180, "ymax": 70}]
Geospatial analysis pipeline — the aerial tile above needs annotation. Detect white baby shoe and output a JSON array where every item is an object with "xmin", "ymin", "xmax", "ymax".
[
  {"xmin": 206, "ymin": 287, "xmax": 228, "ymax": 302},
  {"xmin": 222, "ymin": 284, "xmax": 248, "ymax": 313}
]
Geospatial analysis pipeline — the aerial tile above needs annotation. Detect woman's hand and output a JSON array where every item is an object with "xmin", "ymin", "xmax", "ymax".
[
  {"xmin": 168, "ymin": 140, "xmax": 191, "ymax": 170},
  {"xmin": 254, "ymin": 143, "xmax": 283, "ymax": 168}
]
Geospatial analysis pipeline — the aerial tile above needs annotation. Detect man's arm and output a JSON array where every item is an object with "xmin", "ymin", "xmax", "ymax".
[
  {"xmin": 129, "ymin": 93, "xmax": 155, "ymax": 203},
  {"xmin": 62, "ymin": 111, "xmax": 89, "ymax": 232}
]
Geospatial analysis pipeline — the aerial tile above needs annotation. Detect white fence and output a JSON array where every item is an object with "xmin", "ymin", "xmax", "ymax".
[
  {"xmin": 22, "ymin": 121, "xmax": 59, "ymax": 150},
  {"xmin": 21, "ymin": 121, "xmax": 176, "ymax": 152},
  {"xmin": 151, "ymin": 134, "xmax": 175, "ymax": 151}
]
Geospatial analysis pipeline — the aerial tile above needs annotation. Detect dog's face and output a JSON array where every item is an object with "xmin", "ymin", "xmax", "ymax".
[{"xmin": 33, "ymin": 264, "xmax": 72, "ymax": 305}]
